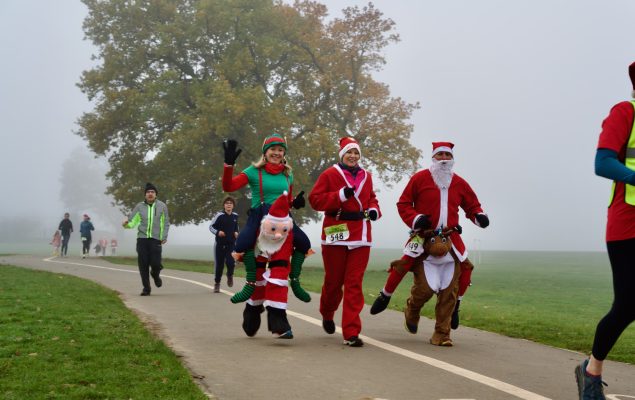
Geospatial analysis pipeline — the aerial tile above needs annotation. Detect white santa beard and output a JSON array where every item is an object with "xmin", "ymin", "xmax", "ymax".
[
  {"xmin": 257, "ymin": 233, "xmax": 286, "ymax": 256},
  {"xmin": 257, "ymin": 220, "xmax": 290, "ymax": 257},
  {"xmin": 430, "ymin": 159, "xmax": 454, "ymax": 189}
]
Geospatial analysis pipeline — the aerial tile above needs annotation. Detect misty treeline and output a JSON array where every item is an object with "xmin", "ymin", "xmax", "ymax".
[
  {"xmin": 1, "ymin": 148, "xmax": 122, "ymax": 242},
  {"xmin": 77, "ymin": 0, "xmax": 421, "ymax": 226}
]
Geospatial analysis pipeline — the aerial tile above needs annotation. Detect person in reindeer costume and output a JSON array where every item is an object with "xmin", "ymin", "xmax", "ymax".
[
  {"xmin": 240, "ymin": 192, "xmax": 297, "ymax": 339},
  {"xmin": 402, "ymin": 226, "xmax": 462, "ymax": 346},
  {"xmin": 370, "ymin": 142, "xmax": 490, "ymax": 330}
]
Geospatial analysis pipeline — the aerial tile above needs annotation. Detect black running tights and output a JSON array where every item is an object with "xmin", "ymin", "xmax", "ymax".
[{"xmin": 591, "ymin": 237, "xmax": 635, "ymax": 360}]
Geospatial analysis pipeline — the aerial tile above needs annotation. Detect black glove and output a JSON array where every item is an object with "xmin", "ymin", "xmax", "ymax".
[
  {"xmin": 343, "ymin": 187, "xmax": 355, "ymax": 199},
  {"xmin": 223, "ymin": 139, "xmax": 242, "ymax": 165},
  {"xmin": 454, "ymin": 224, "xmax": 462, "ymax": 235},
  {"xmin": 475, "ymin": 213, "xmax": 490, "ymax": 228},
  {"xmin": 292, "ymin": 191, "xmax": 305, "ymax": 209},
  {"xmin": 367, "ymin": 210, "xmax": 378, "ymax": 221},
  {"xmin": 414, "ymin": 215, "xmax": 431, "ymax": 230}
]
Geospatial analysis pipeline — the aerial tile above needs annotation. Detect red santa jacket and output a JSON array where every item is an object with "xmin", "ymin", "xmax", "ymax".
[
  {"xmin": 397, "ymin": 169, "xmax": 483, "ymax": 261},
  {"xmin": 309, "ymin": 164, "xmax": 381, "ymax": 247}
]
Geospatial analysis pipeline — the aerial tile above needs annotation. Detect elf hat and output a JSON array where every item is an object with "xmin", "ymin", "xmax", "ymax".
[
  {"xmin": 266, "ymin": 191, "xmax": 291, "ymax": 223},
  {"xmin": 262, "ymin": 133, "xmax": 287, "ymax": 154},
  {"xmin": 339, "ymin": 137, "xmax": 361, "ymax": 160},
  {"xmin": 431, "ymin": 142, "xmax": 454, "ymax": 158}
]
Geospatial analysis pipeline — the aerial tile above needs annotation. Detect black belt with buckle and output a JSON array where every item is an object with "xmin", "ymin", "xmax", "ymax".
[{"xmin": 326, "ymin": 211, "xmax": 366, "ymax": 220}]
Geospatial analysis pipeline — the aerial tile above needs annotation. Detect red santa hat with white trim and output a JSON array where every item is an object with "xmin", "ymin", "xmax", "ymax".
[
  {"xmin": 266, "ymin": 191, "xmax": 292, "ymax": 223},
  {"xmin": 431, "ymin": 141, "xmax": 455, "ymax": 158},
  {"xmin": 339, "ymin": 137, "xmax": 361, "ymax": 160}
]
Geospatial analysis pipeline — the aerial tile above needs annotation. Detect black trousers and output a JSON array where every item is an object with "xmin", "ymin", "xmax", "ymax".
[
  {"xmin": 592, "ymin": 237, "xmax": 635, "ymax": 360},
  {"xmin": 136, "ymin": 238, "xmax": 163, "ymax": 292},
  {"xmin": 214, "ymin": 242, "xmax": 235, "ymax": 283},
  {"xmin": 61, "ymin": 234, "xmax": 70, "ymax": 256},
  {"xmin": 82, "ymin": 237, "xmax": 91, "ymax": 255}
]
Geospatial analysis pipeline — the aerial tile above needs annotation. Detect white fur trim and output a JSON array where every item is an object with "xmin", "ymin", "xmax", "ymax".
[
  {"xmin": 263, "ymin": 215, "xmax": 291, "ymax": 223},
  {"xmin": 263, "ymin": 300, "xmax": 288, "ymax": 309},
  {"xmin": 431, "ymin": 146, "xmax": 453, "ymax": 157},
  {"xmin": 339, "ymin": 187, "xmax": 348, "ymax": 202},
  {"xmin": 263, "ymin": 269, "xmax": 288, "ymax": 287},
  {"xmin": 339, "ymin": 143, "xmax": 361, "ymax": 160},
  {"xmin": 247, "ymin": 298, "xmax": 265, "ymax": 306}
]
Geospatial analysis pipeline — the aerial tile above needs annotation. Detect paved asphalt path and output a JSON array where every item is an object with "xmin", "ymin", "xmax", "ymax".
[{"xmin": 2, "ymin": 255, "xmax": 634, "ymax": 400}]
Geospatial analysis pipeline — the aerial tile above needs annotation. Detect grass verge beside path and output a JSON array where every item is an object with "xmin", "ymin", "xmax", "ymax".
[
  {"xmin": 0, "ymin": 265, "xmax": 208, "ymax": 400},
  {"xmin": 105, "ymin": 253, "xmax": 634, "ymax": 365}
]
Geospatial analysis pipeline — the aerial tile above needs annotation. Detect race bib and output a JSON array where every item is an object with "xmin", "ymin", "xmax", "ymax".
[
  {"xmin": 403, "ymin": 235, "xmax": 424, "ymax": 257},
  {"xmin": 324, "ymin": 224, "xmax": 350, "ymax": 244},
  {"xmin": 81, "ymin": 237, "xmax": 87, "ymax": 242}
]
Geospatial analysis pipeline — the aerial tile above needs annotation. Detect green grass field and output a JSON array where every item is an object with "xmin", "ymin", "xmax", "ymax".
[
  {"xmin": 1, "ymin": 248, "xmax": 632, "ymax": 399},
  {"xmin": 0, "ymin": 265, "xmax": 207, "ymax": 400},
  {"xmin": 106, "ymin": 249, "xmax": 634, "ymax": 364}
]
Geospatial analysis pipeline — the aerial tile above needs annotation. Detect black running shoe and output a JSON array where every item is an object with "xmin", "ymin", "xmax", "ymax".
[
  {"xmin": 370, "ymin": 292, "xmax": 391, "ymax": 315},
  {"xmin": 322, "ymin": 320, "xmax": 335, "ymax": 334},
  {"xmin": 451, "ymin": 300, "xmax": 461, "ymax": 330},
  {"xmin": 574, "ymin": 358, "xmax": 607, "ymax": 400},
  {"xmin": 344, "ymin": 336, "xmax": 364, "ymax": 347}
]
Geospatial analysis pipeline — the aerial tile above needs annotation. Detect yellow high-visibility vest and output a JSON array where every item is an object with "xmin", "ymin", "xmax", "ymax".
[{"xmin": 608, "ymin": 100, "xmax": 635, "ymax": 206}]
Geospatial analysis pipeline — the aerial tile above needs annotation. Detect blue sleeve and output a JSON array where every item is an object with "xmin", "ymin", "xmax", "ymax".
[{"xmin": 595, "ymin": 148, "xmax": 635, "ymax": 185}]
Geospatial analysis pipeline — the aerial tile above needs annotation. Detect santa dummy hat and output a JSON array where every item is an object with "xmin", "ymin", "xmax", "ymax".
[
  {"xmin": 339, "ymin": 137, "xmax": 361, "ymax": 160},
  {"xmin": 266, "ymin": 191, "xmax": 291, "ymax": 223},
  {"xmin": 431, "ymin": 141, "xmax": 454, "ymax": 158}
]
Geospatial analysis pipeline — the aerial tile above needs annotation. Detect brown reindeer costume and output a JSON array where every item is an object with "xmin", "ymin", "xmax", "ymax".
[{"xmin": 400, "ymin": 227, "xmax": 462, "ymax": 346}]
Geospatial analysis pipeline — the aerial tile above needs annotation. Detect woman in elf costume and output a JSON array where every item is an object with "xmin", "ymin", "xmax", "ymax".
[{"xmin": 221, "ymin": 134, "xmax": 311, "ymax": 335}]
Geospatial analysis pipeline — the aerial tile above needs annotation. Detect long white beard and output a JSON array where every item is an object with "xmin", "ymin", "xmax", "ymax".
[
  {"xmin": 257, "ymin": 230, "xmax": 286, "ymax": 257},
  {"xmin": 430, "ymin": 159, "xmax": 454, "ymax": 189}
]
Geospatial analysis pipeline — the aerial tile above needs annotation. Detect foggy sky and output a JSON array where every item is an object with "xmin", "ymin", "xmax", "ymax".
[{"xmin": 2, "ymin": 0, "xmax": 635, "ymax": 251}]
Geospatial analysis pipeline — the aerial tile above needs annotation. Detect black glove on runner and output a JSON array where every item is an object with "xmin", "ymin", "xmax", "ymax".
[
  {"xmin": 292, "ymin": 191, "xmax": 305, "ymax": 209},
  {"xmin": 475, "ymin": 213, "xmax": 490, "ymax": 228},
  {"xmin": 223, "ymin": 139, "xmax": 242, "ymax": 165},
  {"xmin": 414, "ymin": 215, "xmax": 431, "ymax": 230}
]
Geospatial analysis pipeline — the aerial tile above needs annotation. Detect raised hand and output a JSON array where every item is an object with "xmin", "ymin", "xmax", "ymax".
[{"xmin": 223, "ymin": 139, "xmax": 242, "ymax": 165}]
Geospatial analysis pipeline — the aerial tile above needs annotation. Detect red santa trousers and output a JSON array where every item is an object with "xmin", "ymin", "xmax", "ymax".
[
  {"xmin": 247, "ymin": 256, "xmax": 268, "ymax": 305},
  {"xmin": 383, "ymin": 255, "xmax": 472, "ymax": 297},
  {"xmin": 320, "ymin": 245, "xmax": 370, "ymax": 339},
  {"xmin": 263, "ymin": 264, "xmax": 290, "ymax": 309}
]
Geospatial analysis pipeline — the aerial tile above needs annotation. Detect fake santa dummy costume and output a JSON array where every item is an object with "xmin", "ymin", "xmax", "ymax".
[
  {"xmin": 309, "ymin": 137, "xmax": 381, "ymax": 347},
  {"xmin": 221, "ymin": 134, "xmax": 311, "ymax": 305},
  {"xmin": 370, "ymin": 142, "xmax": 490, "ymax": 329},
  {"xmin": 241, "ymin": 192, "xmax": 296, "ymax": 339}
]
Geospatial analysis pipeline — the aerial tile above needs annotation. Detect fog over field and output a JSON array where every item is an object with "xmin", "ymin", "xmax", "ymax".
[{"xmin": 2, "ymin": 0, "xmax": 635, "ymax": 252}]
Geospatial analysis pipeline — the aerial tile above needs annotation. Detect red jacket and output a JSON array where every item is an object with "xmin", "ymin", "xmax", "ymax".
[
  {"xmin": 397, "ymin": 169, "xmax": 484, "ymax": 260},
  {"xmin": 309, "ymin": 164, "xmax": 381, "ymax": 247}
]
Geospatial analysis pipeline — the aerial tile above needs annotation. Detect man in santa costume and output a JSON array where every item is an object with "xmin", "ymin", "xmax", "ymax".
[
  {"xmin": 370, "ymin": 142, "xmax": 489, "ymax": 329},
  {"xmin": 241, "ymin": 192, "xmax": 296, "ymax": 339}
]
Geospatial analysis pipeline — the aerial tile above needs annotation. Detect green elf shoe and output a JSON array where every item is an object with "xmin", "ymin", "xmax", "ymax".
[
  {"xmin": 231, "ymin": 249, "xmax": 256, "ymax": 303},
  {"xmin": 289, "ymin": 250, "xmax": 311, "ymax": 302}
]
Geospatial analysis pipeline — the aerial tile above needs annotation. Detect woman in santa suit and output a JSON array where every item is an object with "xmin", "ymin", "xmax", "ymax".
[{"xmin": 309, "ymin": 137, "xmax": 381, "ymax": 347}]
